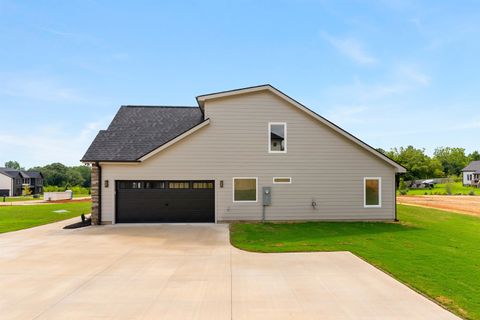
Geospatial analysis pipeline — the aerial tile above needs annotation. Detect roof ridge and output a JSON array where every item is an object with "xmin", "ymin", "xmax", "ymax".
[{"xmin": 121, "ymin": 105, "xmax": 199, "ymax": 108}]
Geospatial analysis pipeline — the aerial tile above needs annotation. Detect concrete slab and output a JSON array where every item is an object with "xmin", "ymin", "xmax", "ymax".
[{"xmin": 0, "ymin": 219, "xmax": 459, "ymax": 319}]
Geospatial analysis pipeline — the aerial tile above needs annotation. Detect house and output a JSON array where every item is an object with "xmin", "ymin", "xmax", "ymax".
[
  {"xmin": 81, "ymin": 85, "xmax": 406, "ymax": 225},
  {"xmin": 461, "ymin": 160, "xmax": 480, "ymax": 187},
  {"xmin": 0, "ymin": 168, "xmax": 44, "ymax": 196}
]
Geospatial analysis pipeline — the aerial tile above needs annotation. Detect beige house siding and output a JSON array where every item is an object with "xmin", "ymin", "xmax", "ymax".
[
  {"xmin": 0, "ymin": 173, "xmax": 12, "ymax": 196},
  {"xmin": 100, "ymin": 90, "xmax": 396, "ymax": 223}
]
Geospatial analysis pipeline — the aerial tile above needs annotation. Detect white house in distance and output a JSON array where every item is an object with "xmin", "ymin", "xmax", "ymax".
[
  {"xmin": 81, "ymin": 85, "xmax": 406, "ymax": 225},
  {"xmin": 462, "ymin": 160, "xmax": 480, "ymax": 186}
]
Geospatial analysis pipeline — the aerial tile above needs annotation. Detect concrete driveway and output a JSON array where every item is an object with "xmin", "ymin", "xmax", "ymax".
[{"xmin": 0, "ymin": 220, "xmax": 458, "ymax": 319}]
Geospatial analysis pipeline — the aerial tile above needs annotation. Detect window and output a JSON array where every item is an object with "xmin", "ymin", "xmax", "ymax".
[
  {"xmin": 144, "ymin": 181, "xmax": 165, "ymax": 189},
  {"xmin": 192, "ymin": 181, "xmax": 214, "ymax": 189},
  {"xmin": 273, "ymin": 177, "xmax": 292, "ymax": 184},
  {"xmin": 168, "ymin": 181, "xmax": 190, "ymax": 189},
  {"xmin": 119, "ymin": 181, "xmax": 142, "ymax": 189},
  {"xmin": 269, "ymin": 122, "xmax": 287, "ymax": 153},
  {"xmin": 233, "ymin": 178, "xmax": 257, "ymax": 202},
  {"xmin": 364, "ymin": 177, "xmax": 381, "ymax": 207}
]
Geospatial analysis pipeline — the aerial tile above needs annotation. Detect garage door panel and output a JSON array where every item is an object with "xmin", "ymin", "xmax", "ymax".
[{"xmin": 116, "ymin": 181, "xmax": 214, "ymax": 223}]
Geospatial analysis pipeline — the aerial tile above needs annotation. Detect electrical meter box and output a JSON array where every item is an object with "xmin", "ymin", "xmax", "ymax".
[{"xmin": 263, "ymin": 187, "xmax": 272, "ymax": 206}]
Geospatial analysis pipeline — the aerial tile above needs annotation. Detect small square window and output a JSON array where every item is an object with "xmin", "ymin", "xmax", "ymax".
[{"xmin": 233, "ymin": 178, "xmax": 257, "ymax": 202}]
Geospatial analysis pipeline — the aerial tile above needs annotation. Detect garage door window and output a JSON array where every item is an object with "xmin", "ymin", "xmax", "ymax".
[
  {"xmin": 233, "ymin": 178, "xmax": 257, "ymax": 202},
  {"xmin": 119, "ymin": 181, "xmax": 143, "ymax": 189},
  {"xmin": 144, "ymin": 181, "xmax": 165, "ymax": 189},
  {"xmin": 169, "ymin": 181, "xmax": 190, "ymax": 189},
  {"xmin": 192, "ymin": 182, "xmax": 214, "ymax": 189}
]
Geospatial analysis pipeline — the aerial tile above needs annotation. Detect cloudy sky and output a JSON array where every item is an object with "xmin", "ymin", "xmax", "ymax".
[{"xmin": 1, "ymin": 0, "xmax": 479, "ymax": 168}]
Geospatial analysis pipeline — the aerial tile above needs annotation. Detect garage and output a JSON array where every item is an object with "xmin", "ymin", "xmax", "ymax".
[{"xmin": 116, "ymin": 180, "xmax": 215, "ymax": 223}]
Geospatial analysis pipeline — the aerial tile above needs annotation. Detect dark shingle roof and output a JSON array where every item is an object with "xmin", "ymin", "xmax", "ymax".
[
  {"xmin": 81, "ymin": 106, "xmax": 204, "ymax": 162},
  {"xmin": 22, "ymin": 171, "xmax": 43, "ymax": 179},
  {"xmin": 0, "ymin": 168, "xmax": 42, "ymax": 179},
  {"xmin": 0, "ymin": 168, "xmax": 21, "ymax": 178},
  {"xmin": 462, "ymin": 160, "xmax": 480, "ymax": 172}
]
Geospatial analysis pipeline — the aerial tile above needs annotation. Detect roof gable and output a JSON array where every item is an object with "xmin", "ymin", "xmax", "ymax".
[{"xmin": 197, "ymin": 85, "xmax": 406, "ymax": 173}]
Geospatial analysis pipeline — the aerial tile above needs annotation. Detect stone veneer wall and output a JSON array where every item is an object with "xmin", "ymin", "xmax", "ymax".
[{"xmin": 91, "ymin": 164, "xmax": 100, "ymax": 225}]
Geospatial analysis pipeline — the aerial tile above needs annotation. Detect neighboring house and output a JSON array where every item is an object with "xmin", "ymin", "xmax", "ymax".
[
  {"xmin": 461, "ymin": 160, "xmax": 480, "ymax": 186},
  {"xmin": 81, "ymin": 85, "xmax": 406, "ymax": 225},
  {"xmin": 0, "ymin": 168, "xmax": 44, "ymax": 196}
]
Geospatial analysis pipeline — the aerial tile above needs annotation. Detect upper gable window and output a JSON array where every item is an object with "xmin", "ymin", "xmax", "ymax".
[{"xmin": 269, "ymin": 122, "xmax": 287, "ymax": 153}]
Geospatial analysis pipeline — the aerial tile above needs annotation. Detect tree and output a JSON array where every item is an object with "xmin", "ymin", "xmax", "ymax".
[
  {"xmin": 433, "ymin": 147, "xmax": 468, "ymax": 176},
  {"xmin": 468, "ymin": 151, "xmax": 480, "ymax": 161},
  {"xmin": 4, "ymin": 161, "xmax": 22, "ymax": 170},
  {"xmin": 386, "ymin": 146, "xmax": 444, "ymax": 181},
  {"xmin": 32, "ymin": 163, "xmax": 69, "ymax": 186},
  {"xmin": 29, "ymin": 163, "xmax": 92, "ymax": 188},
  {"xmin": 70, "ymin": 165, "xmax": 92, "ymax": 187}
]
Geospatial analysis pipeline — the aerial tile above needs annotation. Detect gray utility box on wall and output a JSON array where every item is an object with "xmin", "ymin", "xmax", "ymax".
[{"xmin": 263, "ymin": 187, "xmax": 272, "ymax": 206}]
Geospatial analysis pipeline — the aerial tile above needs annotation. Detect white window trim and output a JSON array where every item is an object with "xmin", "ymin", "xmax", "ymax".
[
  {"xmin": 232, "ymin": 177, "xmax": 258, "ymax": 203},
  {"xmin": 273, "ymin": 177, "xmax": 292, "ymax": 184},
  {"xmin": 364, "ymin": 177, "xmax": 382, "ymax": 208},
  {"xmin": 268, "ymin": 122, "xmax": 287, "ymax": 153}
]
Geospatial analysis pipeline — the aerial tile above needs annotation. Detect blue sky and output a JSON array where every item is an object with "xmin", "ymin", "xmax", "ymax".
[{"xmin": 1, "ymin": 0, "xmax": 479, "ymax": 168}]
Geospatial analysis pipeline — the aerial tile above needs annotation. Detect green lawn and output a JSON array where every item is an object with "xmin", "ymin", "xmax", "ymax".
[
  {"xmin": 400, "ymin": 182, "xmax": 480, "ymax": 195},
  {"xmin": 231, "ymin": 205, "xmax": 480, "ymax": 320},
  {"xmin": 0, "ymin": 202, "xmax": 91, "ymax": 234}
]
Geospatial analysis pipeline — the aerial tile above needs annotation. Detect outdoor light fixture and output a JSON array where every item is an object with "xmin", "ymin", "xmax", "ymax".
[
  {"xmin": 220, "ymin": 180, "xmax": 224, "ymax": 188},
  {"xmin": 104, "ymin": 180, "xmax": 109, "ymax": 188}
]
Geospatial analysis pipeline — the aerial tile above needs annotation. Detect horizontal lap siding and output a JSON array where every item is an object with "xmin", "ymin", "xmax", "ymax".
[{"xmin": 101, "ymin": 91, "xmax": 395, "ymax": 223}]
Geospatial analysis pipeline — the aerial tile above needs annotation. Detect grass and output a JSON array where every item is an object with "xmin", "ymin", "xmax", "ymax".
[
  {"xmin": 0, "ymin": 201, "xmax": 91, "ymax": 234},
  {"xmin": 400, "ymin": 182, "xmax": 480, "ymax": 195},
  {"xmin": 230, "ymin": 205, "xmax": 480, "ymax": 319}
]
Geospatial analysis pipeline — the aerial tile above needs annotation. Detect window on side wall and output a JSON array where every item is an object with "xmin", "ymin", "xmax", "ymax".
[
  {"xmin": 273, "ymin": 177, "xmax": 292, "ymax": 184},
  {"xmin": 233, "ymin": 178, "xmax": 257, "ymax": 202},
  {"xmin": 364, "ymin": 177, "xmax": 381, "ymax": 208},
  {"xmin": 269, "ymin": 122, "xmax": 287, "ymax": 153}
]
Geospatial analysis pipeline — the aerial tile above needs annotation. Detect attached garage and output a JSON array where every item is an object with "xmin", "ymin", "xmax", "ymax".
[{"xmin": 116, "ymin": 180, "xmax": 215, "ymax": 223}]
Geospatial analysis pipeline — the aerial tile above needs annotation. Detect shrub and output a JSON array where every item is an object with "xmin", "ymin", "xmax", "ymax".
[
  {"xmin": 445, "ymin": 182, "xmax": 453, "ymax": 195},
  {"xmin": 469, "ymin": 190, "xmax": 476, "ymax": 196},
  {"xmin": 22, "ymin": 185, "xmax": 32, "ymax": 196},
  {"xmin": 399, "ymin": 189, "xmax": 408, "ymax": 195}
]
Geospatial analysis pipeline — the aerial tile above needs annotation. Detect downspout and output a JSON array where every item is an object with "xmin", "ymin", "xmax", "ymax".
[
  {"xmin": 96, "ymin": 161, "xmax": 102, "ymax": 225},
  {"xmin": 394, "ymin": 173, "xmax": 399, "ymax": 222}
]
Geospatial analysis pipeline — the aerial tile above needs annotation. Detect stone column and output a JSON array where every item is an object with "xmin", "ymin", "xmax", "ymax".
[{"xmin": 91, "ymin": 164, "xmax": 100, "ymax": 225}]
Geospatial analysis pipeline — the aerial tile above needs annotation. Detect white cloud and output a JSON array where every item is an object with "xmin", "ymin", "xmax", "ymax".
[
  {"xmin": 326, "ymin": 105, "xmax": 370, "ymax": 124},
  {"xmin": 0, "ymin": 73, "xmax": 89, "ymax": 103},
  {"xmin": 395, "ymin": 65, "xmax": 431, "ymax": 86},
  {"xmin": 321, "ymin": 32, "xmax": 376, "ymax": 65},
  {"xmin": 0, "ymin": 119, "xmax": 110, "ymax": 168}
]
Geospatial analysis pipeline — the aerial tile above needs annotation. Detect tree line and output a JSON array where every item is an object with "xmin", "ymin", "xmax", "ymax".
[
  {"xmin": 377, "ymin": 147, "xmax": 480, "ymax": 181},
  {"xmin": 4, "ymin": 161, "xmax": 91, "ymax": 188},
  {"xmin": 5, "ymin": 146, "xmax": 480, "ymax": 187}
]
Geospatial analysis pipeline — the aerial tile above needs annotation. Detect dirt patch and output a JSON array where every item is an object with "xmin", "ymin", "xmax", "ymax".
[{"xmin": 398, "ymin": 195, "xmax": 480, "ymax": 216}]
